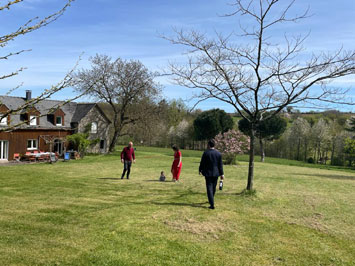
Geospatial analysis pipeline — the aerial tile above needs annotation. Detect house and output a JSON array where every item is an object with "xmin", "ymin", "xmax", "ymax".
[
  {"xmin": 0, "ymin": 91, "xmax": 111, "ymax": 161},
  {"xmin": 71, "ymin": 103, "xmax": 112, "ymax": 154}
]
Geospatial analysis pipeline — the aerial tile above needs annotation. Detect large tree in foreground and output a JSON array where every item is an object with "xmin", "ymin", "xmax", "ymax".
[
  {"xmin": 166, "ymin": 0, "xmax": 355, "ymax": 191},
  {"xmin": 0, "ymin": 0, "xmax": 76, "ymax": 131},
  {"xmin": 72, "ymin": 54, "xmax": 160, "ymax": 152}
]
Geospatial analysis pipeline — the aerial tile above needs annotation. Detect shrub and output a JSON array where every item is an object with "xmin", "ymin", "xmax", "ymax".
[
  {"xmin": 222, "ymin": 153, "xmax": 237, "ymax": 165},
  {"xmin": 331, "ymin": 157, "xmax": 345, "ymax": 166},
  {"xmin": 307, "ymin": 157, "xmax": 315, "ymax": 164},
  {"xmin": 214, "ymin": 129, "xmax": 250, "ymax": 165},
  {"xmin": 67, "ymin": 133, "xmax": 99, "ymax": 158}
]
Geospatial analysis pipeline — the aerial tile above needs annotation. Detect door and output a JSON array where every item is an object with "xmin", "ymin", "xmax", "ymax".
[
  {"xmin": 100, "ymin": 139, "xmax": 106, "ymax": 153},
  {"xmin": 0, "ymin": 140, "xmax": 9, "ymax": 160},
  {"xmin": 54, "ymin": 139, "xmax": 63, "ymax": 156}
]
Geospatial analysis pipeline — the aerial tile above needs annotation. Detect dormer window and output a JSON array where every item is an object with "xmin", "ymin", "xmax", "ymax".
[
  {"xmin": 0, "ymin": 104, "xmax": 10, "ymax": 126},
  {"xmin": 56, "ymin": 116, "xmax": 63, "ymax": 126},
  {"xmin": 24, "ymin": 106, "xmax": 40, "ymax": 126},
  {"xmin": 91, "ymin": 122, "xmax": 97, "ymax": 133},
  {"xmin": 0, "ymin": 115, "xmax": 7, "ymax": 126},
  {"xmin": 29, "ymin": 115, "xmax": 37, "ymax": 126},
  {"xmin": 49, "ymin": 108, "xmax": 65, "ymax": 127}
]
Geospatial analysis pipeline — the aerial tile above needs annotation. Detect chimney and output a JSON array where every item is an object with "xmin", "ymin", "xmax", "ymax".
[{"xmin": 25, "ymin": 90, "xmax": 32, "ymax": 101}]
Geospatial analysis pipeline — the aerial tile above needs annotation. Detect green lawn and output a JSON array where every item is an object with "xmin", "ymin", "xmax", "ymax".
[{"xmin": 0, "ymin": 147, "xmax": 354, "ymax": 265}]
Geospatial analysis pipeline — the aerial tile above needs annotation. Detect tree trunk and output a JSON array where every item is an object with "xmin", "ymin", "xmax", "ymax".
[
  {"xmin": 247, "ymin": 127, "xmax": 256, "ymax": 191},
  {"xmin": 259, "ymin": 137, "xmax": 265, "ymax": 162},
  {"xmin": 317, "ymin": 142, "xmax": 321, "ymax": 163},
  {"xmin": 304, "ymin": 140, "xmax": 308, "ymax": 161},
  {"xmin": 296, "ymin": 138, "xmax": 300, "ymax": 161},
  {"xmin": 109, "ymin": 128, "xmax": 120, "ymax": 152},
  {"xmin": 330, "ymin": 139, "xmax": 335, "ymax": 165},
  {"xmin": 108, "ymin": 112, "xmax": 121, "ymax": 152}
]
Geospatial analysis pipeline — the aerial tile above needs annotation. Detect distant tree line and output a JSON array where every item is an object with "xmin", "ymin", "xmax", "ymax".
[
  {"xmin": 254, "ymin": 111, "xmax": 355, "ymax": 167},
  {"xmin": 121, "ymin": 104, "xmax": 235, "ymax": 150},
  {"xmin": 121, "ymin": 105, "xmax": 354, "ymax": 168}
]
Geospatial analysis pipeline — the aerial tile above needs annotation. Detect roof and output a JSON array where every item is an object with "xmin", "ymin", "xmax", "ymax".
[
  {"xmin": 71, "ymin": 103, "xmax": 96, "ymax": 123},
  {"xmin": 96, "ymin": 102, "xmax": 115, "ymax": 121},
  {"xmin": 0, "ymin": 95, "xmax": 78, "ymax": 129}
]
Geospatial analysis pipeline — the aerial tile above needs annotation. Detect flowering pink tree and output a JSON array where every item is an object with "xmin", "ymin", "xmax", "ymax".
[{"xmin": 214, "ymin": 130, "xmax": 250, "ymax": 164}]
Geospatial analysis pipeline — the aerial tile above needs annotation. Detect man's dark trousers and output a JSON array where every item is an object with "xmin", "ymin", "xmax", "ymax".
[
  {"xmin": 205, "ymin": 176, "xmax": 218, "ymax": 208},
  {"xmin": 121, "ymin": 160, "xmax": 132, "ymax": 179}
]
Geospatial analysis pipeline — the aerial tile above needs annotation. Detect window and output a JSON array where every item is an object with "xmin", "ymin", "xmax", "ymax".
[
  {"xmin": 27, "ymin": 139, "xmax": 38, "ymax": 150},
  {"xmin": 91, "ymin": 122, "xmax": 98, "ymax": 133},
  {"xmin": 56, "ymin": 116, "xmax": 62, "ymax": 126},
  {"xmin": 0, "ymin": 115, "xmax": 7, "ymax": 126},
  {"xmin": 29, "ymin": 115, "xmax": 37, "ymax": 126}
]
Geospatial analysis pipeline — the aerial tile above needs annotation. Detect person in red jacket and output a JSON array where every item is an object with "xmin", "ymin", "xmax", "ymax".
[
  {"xmin": 171, "ymin": 144, "xmax": 182, "ymax": 182},
  {"xmin": 121, "ymin": 141, "xmax": 135, "ymax": 179}
]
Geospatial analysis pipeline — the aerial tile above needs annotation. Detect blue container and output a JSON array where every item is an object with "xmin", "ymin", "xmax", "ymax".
[{"xmin": 64, "ymin": 152, "xmax": 70, "ymax": 161}]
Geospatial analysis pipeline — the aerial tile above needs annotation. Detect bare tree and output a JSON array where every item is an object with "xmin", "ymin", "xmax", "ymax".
[
  {"xmin": 165, "ymin": 0, "xmax": 355, "ymax": 190},
  {"xmin": 310, "ymin": 118, "xmax": 331, "ymax": 164},
  {"xmin": 0, "ymin": 0, "xmax": 77, "ymax": 131},
  {"xmin": 118, "ymin": 97, "xmax": 163, "ymax": 146},
  {"xmin": 288, "ymin": 117, "xmax": 311, "ymax": 161},
  {"xmin": 72, "ymin": 54, "xmax": 161, "ymax": 152}
]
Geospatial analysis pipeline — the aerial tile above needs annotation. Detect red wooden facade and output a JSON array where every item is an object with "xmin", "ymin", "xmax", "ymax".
[
  {"xmin": 0, "ymin": 129, "xmax": 72, "ymax": 160},
  {"xmin": 0, "ymin": 93, "xmax": 111, "ymax": 160}
]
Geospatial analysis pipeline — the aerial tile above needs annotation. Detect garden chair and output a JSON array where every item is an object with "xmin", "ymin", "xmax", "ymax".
[
  {"xmin": 13, "ymin": 153, "xmax": 21, "ymax": 162},
  {"xmin": 37, "ymin": 154, "xmax": 45, "ymax": 162},
  {"xmin": 25, "ymin": 152, "xmax": 36, "ymax": 162}
]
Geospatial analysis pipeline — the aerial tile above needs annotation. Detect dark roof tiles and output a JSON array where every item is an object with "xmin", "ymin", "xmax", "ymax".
[{"xmin": 0, "ymin": 96, "xmax": 98, "ymax": 129}]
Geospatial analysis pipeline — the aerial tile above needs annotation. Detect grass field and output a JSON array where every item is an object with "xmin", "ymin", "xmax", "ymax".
[{"xmin": 0, "ymin": 146, "xmax": 354, "ymax": 265}]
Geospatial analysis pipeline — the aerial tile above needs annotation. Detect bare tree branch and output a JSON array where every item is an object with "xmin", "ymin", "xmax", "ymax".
[
  {"xmin": 0, "ymin": 0, "xmax": 79, "ymax": 132},
  {"xmin": 71, "ymin": 54, "xmax": 161, "ymax": 152}
]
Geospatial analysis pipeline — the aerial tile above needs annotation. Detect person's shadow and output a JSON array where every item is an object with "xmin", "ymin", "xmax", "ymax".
[
  {"xmin": 97, "ymin": 177, "xmax": 121, "ymax": 180},
  {"xmin": 151, "ymin": 201, "xmax": 209, "ymax": 209},
  {"xmin": 144, "ymin": 180, "xmax": 175, "ymax": 182}
]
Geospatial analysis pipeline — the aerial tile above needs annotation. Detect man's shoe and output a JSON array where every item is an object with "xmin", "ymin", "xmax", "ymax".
[
  {"xmin": 208, "ymin": 206, "xmax": 215, "ymax": 210},
  {"xmin": 127, "ymin": 177, "xmax": 129, "ymax": 179},
  {"xmin": 121, "ymin": 177, "xmax": 124, "ymax": 179}
]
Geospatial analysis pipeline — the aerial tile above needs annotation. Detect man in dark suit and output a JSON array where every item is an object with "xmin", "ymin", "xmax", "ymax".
[{"xmin": 199, "ymin": 139, "xmax": 224, "ymax": 209}]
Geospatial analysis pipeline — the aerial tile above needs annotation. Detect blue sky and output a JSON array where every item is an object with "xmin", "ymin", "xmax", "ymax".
[{"xmin": 1, "ymin": 0, "xmax": 354, "ymax": 112}]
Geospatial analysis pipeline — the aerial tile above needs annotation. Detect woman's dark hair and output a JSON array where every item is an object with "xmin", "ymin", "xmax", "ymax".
[
  {"xmin": 172, "ymin": 144, "xmax": 179, "ymax": 151},
  {"xmin": 208, "ymin": 139, "xmax": 215, "ymax": 148}
]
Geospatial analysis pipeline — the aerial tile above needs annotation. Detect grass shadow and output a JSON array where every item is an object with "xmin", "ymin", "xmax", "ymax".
[
  {"xmin": 292, "ymin": 173, "xmax": 355, "ymax": 181},
  {"xmin": 97, "ymin": 177, "xmax": 121, "ymax": 180},
  {"xmin": 151, "ymin": 201, "xmax": 209, "ymax": 209},
  {"xmin": 144, "ymin": 180, "xmax": 175, "ymax": 182}
]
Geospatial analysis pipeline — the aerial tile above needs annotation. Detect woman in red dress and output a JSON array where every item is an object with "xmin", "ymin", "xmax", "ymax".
[{"xmin": 171, "ymin": 145, "xmax": 182, "ymax": 182}]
